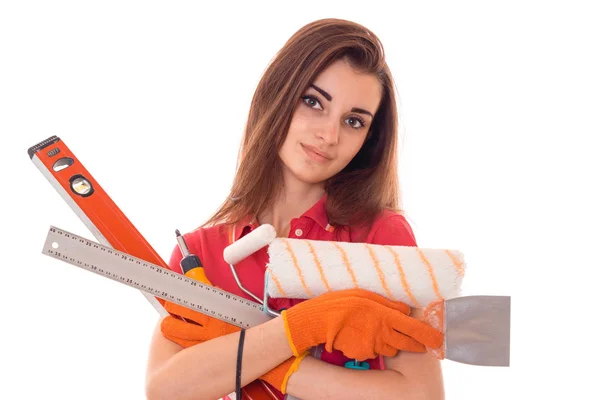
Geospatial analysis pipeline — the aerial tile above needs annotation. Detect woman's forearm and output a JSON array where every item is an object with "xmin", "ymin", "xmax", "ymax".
[
  {"xmin": 286, "ymin": 356, "xmax": 441, "ymax": 400},
  {"xmin": 147, "ymin": 317, "xmax": 291, "ymax": 400}
]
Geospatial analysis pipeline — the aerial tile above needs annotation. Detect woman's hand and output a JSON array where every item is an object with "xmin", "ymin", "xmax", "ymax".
[
  {"xmin": 160, "ymin": 301, "xmax": 241, "ymax": 347},
  {"xmin": 282, "ymin": 288, "xmax": 444, "ymax": 361}
]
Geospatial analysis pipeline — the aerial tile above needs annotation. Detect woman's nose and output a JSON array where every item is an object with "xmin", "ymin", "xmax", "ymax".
[{"xmin": 317, "ymin": 120, "xmax": 339, "ymax": 145}]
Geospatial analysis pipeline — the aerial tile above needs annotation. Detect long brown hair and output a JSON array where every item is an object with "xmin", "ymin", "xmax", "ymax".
[{"xmin": 204, "ymin": 18, "xmax": 403, "ymax": 230}]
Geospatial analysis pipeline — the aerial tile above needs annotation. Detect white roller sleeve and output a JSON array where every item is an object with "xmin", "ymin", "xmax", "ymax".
[
  {"xmin": 223, "ymin": 223, "xmax": 277, "ymax": 264},
  {"xmin": 266, "ymin": 238, "xmax": 466, "ymax": 308}
]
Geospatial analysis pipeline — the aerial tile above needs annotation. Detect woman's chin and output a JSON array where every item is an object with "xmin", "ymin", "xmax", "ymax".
[{"xmin": 291, "ymin": 169, "xmax": 329, "ymax": 185}]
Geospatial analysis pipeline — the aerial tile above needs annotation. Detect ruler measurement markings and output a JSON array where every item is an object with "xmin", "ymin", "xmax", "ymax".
[{"xmin": 43, "ymin": 226, "xmax": 272, "ymax": 329}]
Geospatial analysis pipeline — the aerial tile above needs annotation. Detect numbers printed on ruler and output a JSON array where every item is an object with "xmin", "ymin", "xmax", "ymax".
[{"xmin": 43, "ymin": 226, "xmax": 272, "ymax": 328}]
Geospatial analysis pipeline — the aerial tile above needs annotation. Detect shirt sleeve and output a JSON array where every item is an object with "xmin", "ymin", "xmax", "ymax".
[
  {"xmin": 369, "ymin": 212, "xmax": 418, "ymax": 247},
  {"xmin": 167, "ymin": 243, "xmax": 184, "ymax": 274}
]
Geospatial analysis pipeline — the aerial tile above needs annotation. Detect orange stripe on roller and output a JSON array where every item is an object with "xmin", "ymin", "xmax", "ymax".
[
  {"xmin": 365, "ymin": 244, "xmax": 396, "ymax": 300},
  {"xmin": 384, "ymin": 246, "xmax": 421, "ymax": 308},
  {"xmin": 332, "ymin": 242, "xmax": 358, "ymax": 288},
  {"xmin": 416, "ymin": 248, "xmax": 443, "ymax": 301},
  {"xmin": 445, "ymin": 250, "xmax": 465, "ymax": 276},
  {"xmin": 267, "ymin": 267, "xmax": 288, "ymax": 297},
  {"xmin": 282, "ymin": 238, "xmax": 313, "ymax": 297},
  {"xmin": 305, "ymin": 240, "xmax": 331, "ymax": 292}
]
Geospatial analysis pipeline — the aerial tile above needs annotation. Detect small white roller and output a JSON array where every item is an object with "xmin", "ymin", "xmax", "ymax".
[{"xmin": 223, "ymin": 223, "xmax": 277, "ymax": 264}]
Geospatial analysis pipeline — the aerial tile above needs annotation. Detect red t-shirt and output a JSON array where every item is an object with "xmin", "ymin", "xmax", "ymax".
[{"xmin": 166, "ymin": 195, "xmax": 418, "ymax": 399}]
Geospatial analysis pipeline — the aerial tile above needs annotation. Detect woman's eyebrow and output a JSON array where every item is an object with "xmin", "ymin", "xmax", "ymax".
[
  {"xmin": 310, "ymin": 83, "xmax": 375, "ymax": 118},
  {"xmin": 351, "ymin": 107, "xmax": 374, "ymax": 118},
  {"xmin": 310, "ymin": 84, "xmax": 332, "ymax": 101}
]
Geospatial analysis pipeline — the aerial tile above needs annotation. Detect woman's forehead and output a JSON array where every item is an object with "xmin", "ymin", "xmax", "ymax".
[{"xmin": 310, "ymin": 59, "xmax": 382, "ymax": 113}]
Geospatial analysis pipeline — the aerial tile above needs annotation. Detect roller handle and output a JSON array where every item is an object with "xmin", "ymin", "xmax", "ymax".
[{"xmin": 223, "ymin": 224, "xmax": 277, "ymax": 264}]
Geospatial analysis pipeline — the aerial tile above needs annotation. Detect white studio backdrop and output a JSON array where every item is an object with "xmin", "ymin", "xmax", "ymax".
[{"xmin": 1, "ymin": 1, "xmax": 598, "ymax": 399}]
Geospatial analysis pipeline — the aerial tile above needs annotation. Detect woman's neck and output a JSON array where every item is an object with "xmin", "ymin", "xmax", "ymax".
[{"xmin": 257, "ymin": 179, "xmax": 325, "ymax": 238}]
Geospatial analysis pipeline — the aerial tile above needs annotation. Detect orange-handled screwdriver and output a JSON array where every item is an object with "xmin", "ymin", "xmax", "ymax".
[{"xmin": 175, "ymin": 229, "xmax": 211, "ymax": 285}]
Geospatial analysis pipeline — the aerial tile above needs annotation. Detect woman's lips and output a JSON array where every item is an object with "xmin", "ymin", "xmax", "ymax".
[{"xmin": 301, "ymin": 144, "xmax": 331, "ymax": 164}]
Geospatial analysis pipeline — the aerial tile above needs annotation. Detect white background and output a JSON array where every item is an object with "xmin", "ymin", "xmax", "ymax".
[{"xmin": 1, "ymin": 1, "xmax": 598, "ymax": 399}]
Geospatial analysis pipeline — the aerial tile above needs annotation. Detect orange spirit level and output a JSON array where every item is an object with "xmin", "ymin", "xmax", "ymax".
[
  {"xmin": 29, "ymin": 135, "xmax": 278, "ymax": 400},
  {"xmin": 28, "ymin": 135, "xmax": 168, "ymax": 315}
]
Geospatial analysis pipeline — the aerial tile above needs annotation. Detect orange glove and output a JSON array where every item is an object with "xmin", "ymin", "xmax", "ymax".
[
  {"xmin": 160, "ymin": 300, "xmax": 241, "ymax": 347},
  {"xmin": 281, "ymin": 289, "xmax": 444, "ymax": 361},
  {"xmin": 260, "ymin": 352, "xmax": 309, "ymax": 394}
]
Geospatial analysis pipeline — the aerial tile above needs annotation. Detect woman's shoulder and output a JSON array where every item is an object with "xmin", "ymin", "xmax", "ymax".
[
  {"xmin": 351, "ymin": 209, "xmax": 417, "ymax": 246},
  {"xmin": 189, "ymin": 223, "xmax": 233, "ymax": 243},
  {"xmin": 182, "ymin": 223, "xmax": 232, "ymax": 251}
]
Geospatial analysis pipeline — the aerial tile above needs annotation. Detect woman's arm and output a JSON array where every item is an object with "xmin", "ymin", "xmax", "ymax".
[
  {"xmin": 145, "ymin": 316, "xmax": 291, "ymax": 400},
  {"xmin": 285, "ymin": 352, "xmax": 443, "ymax": 400},
  {"xmin": 283, "ymin": 286, "xmax": 443, "ymax": 399}
]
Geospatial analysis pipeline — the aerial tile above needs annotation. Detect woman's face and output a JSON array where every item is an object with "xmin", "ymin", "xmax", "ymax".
[{"xmin": 278, "ymin": 59, "xmax": 382, "ymax": 186}]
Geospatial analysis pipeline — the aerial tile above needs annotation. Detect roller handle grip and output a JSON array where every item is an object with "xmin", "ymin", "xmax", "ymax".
[{"xmin": 223, "ymin": 224, "xmax": 277, "ymax": 264}]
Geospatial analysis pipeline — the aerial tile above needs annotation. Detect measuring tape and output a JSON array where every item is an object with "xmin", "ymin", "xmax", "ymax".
[{"xmin": 43, "ymin": 225, "xmax": 272, "ymax": 328}]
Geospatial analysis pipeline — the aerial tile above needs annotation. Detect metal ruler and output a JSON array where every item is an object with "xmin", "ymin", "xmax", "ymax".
[
  {"xmin": 29, "ymin": 135, "xmax": 174, "ymax": 317},
  {"xmin": 42, "ymin": 225, "xmax": 272, "ymax": 328}
]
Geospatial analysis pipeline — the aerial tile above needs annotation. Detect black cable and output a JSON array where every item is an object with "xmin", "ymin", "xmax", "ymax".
[{"xmin": 236, "ymin": 328, "xmax": 246, "ymax": 399}]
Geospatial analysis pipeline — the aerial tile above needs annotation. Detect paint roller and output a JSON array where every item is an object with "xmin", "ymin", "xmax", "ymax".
[
  {"xmin": 223, "ymin": 224, "xmax": 511, "ymax": 367},
  {"xmin": 223, "ymin": 223, "xmax": 464, "ymax": 306}
]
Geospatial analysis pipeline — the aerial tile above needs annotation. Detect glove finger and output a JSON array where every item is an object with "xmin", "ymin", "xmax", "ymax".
[
  {"xmin": 320, "ymin": 289, "xmax": 411, "ymax": 314},
  {"xmin": 164, "ymin": 301, "xmax": 209, "ymax": 326},
  {"xmin": 377, "ymin": 343, "xmax": 400, "ymax": 358},
  {"xmin": 384, "ymin": 328, "xmax": 427, "ymax": 352},
  {"xmin": 161, "ymin": 315, "xmax": 210, "ymax": 342},
  {"xmin": 332, "ymin": 327, "xmax": 377, "ymax": 361},
  {"xmin": 388, "ymin": 311, "xmax": 444, "ymax": 349},
  {"xmin": 388, "ymin": 300, "xmax": 411, "ymax": 315},
  {"xmin": 352, "ymin": 290, "xmax": 411, "ymax": 314}
]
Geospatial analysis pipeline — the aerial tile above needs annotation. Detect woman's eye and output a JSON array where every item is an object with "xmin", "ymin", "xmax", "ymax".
[
  {"xmin": 345, "ymin": 117, "xmax": 365, "ymax": 129},
  {"xmin": 302, "ymin": 96, "xmax": 323, "ymax": 110}
]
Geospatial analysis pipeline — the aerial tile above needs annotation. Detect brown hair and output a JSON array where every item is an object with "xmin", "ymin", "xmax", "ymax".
[{"xmin": 204, "ymin": 18, "xmax": 403, "ymax": 230}]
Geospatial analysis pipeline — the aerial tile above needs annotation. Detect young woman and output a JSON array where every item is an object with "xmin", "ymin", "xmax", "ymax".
[{"xmin": 145, "ymin": 18, "xmax": 445, "ymax": 400}]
